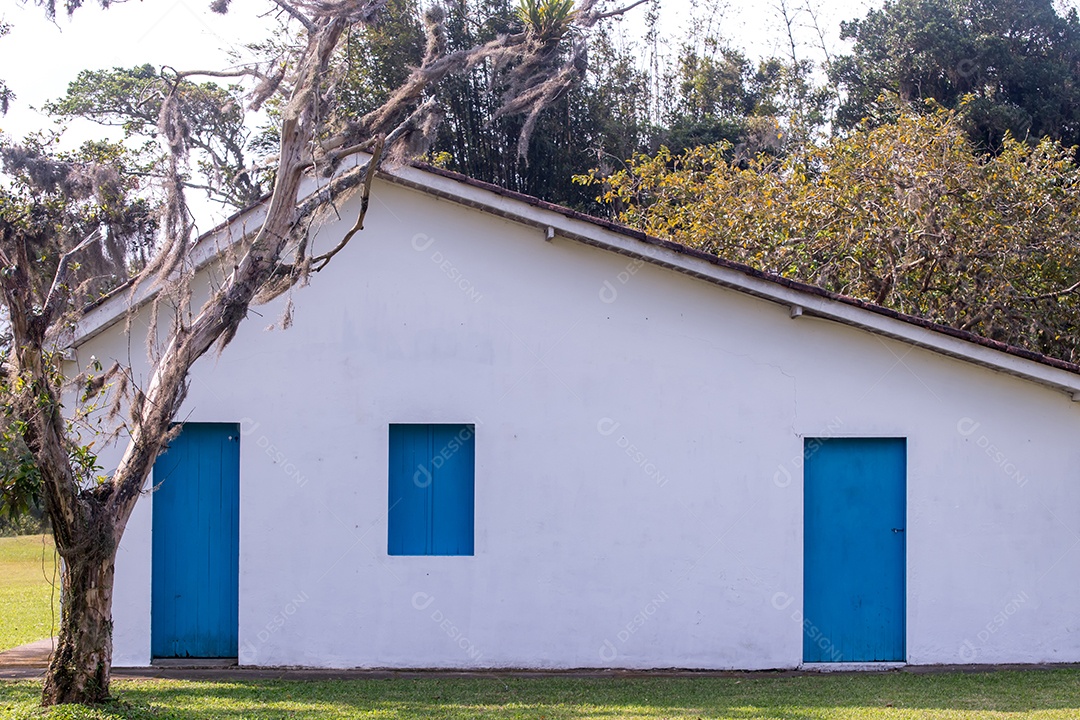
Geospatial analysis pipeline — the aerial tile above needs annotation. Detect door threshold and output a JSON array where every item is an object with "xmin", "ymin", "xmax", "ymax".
[
  {"xmin": 152, "ymin": 657, "xmax": 238, "ymax": 668},
  {"xmin": 801, "ymin": 662, "xmax": 906, "ymax": 672}
]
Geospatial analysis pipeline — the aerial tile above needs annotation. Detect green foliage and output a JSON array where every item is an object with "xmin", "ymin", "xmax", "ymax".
[
  {"xmin": 0, "ymin": 349, "xmax": 108, "ymax": 530},
  {"xmin": 585, "ymin": 108, "xmax": 1080, "ymax": 362},
  {"xmin": 335, "ymin": 0, "xmax": 424, "ymax": 118},
  {"xmin": 660, "ymin": 45, "xmax": 767, "ymax": 152},
  {"xmin": 328, "ymin": 0, "xmax": 820, "ymax": 211},
  {"xmin": 0, "ymin": 133, "xmax": 156, "ymax": 301},
  {"xmin": 0, "ymin": 440, "xmax": 41, "ymax": 525},
  {"xmin": 0, "ymin": 344, "xmax": 40, "ymax": 528},
  {"xmin": 0, "ymin": 349, "xmax": 103, "ymax": 526},
  {"xmin": 46, "ymin": 65, "xmax": 266, "ymax": 208},
  {"xmin": 334, "ymin": 0, "xmax": 626, "ymax": 209},
  {"xmin": 831, "ymin": 0, "xmax": 1080, "ymax": 152}
]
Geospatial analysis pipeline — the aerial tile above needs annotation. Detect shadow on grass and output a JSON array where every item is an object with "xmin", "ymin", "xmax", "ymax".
[{"xmin": 3, "ymin": 670, "xmax": 1080, "ymax": 719}]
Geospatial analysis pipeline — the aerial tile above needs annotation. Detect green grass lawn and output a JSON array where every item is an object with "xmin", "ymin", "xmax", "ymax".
[
  {"xmin": 4, "ymin": 670, "xmax": 1080, "ymax": 719},
  {"xmin": 0, "ymin": 535, "xmax": 59, "ymax": 652}
]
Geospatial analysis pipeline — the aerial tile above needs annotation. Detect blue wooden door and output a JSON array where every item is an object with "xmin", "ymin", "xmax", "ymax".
[
  {"xmin": 152, "ymin": 423, "xmax": 240, "ymax": 658},
  {"xmin": 803, "ymin": 437, "xmax": 905, "ymax": 662}
]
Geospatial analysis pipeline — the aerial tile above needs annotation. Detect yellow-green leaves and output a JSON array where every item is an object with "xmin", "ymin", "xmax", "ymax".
[{"xmin": 583, "ymin": 108, "xmax": 1080, "ymax": 362}]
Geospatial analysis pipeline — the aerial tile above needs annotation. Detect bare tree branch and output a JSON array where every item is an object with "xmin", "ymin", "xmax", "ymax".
[
  {"xmin": 312, "ymin": 134, "xmax": 384, "ymax": 271},
  {"xmin": 165, "ymin": 66, "xmax": 265, "ymax": 81},
  {"xmin": 269, "ymin": 0, "xmax": 315, "ymax": 32},
  {"xmin": 1020, "ymin": 278, "xmax": 1080, "ymax": 302},
  {"xmin": 591, "ymin": 0, "xmax": 650, "ymax": 21},
  {"xmin": 42, "ymin": 230, "xmax": 101, "ymax": 327}
]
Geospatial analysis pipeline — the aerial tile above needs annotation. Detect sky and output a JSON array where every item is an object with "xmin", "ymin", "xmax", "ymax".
[{"xmin": 0, "ymin": 0, "xmax": 274, "ymax": 141}]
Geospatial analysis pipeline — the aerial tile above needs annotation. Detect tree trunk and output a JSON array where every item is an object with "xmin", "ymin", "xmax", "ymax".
[{"xmin": 41, "ymin": 540, "xmax": 116, "ymax": 705}]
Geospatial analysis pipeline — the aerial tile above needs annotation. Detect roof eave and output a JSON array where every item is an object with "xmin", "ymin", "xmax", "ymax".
[
  {"xmin": 383, "ymin": 164, "xmax": 1080, "ymax": 400},
  {"xmin": 66, "ymin": 160, "xmax": 1080, "ymax": 401}
]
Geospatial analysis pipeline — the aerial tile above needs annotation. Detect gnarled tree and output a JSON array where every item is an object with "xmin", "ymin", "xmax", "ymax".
[{"xmin": 1, "ymin": 0, "xmax": 635, "ymax": 705}]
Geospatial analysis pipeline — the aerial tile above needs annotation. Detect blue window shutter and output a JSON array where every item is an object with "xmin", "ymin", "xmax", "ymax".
[
  {"xmin": 388, "ymin": 424, "xmax": 474, "ymax": 556},
  {"xmin": 388, "ymin": 424, "xmax": 432, "ymax": 555},
  {"xmin": 430, "ymin": 425, "xmax": 475, "ymax": 555}
]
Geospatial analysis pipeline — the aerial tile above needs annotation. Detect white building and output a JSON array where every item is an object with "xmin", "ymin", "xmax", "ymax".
[{"xmin": 72, "ymin": 163, "xmax": 1080, "ymax": 670}]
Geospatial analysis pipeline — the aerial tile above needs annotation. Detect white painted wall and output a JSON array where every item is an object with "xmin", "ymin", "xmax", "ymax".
[{"xmin": 75, "ymin": 177, "xmax": 1080, "ymax": 669}]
